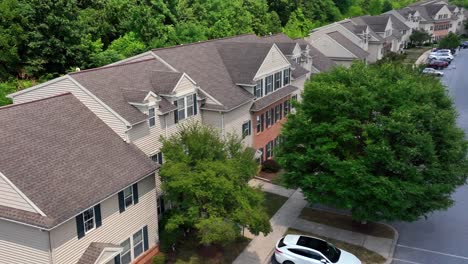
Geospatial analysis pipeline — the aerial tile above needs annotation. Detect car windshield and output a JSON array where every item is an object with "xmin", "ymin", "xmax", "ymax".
[{"xmin": 297, "ymin": 236, "xmax": 341, "ymax": 263}]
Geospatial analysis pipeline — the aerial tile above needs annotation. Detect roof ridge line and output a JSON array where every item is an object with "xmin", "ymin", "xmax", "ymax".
[
  {"xmin": 69, "ymin": 57, "xmax": 158, "ymax": 75},
  {"xmin": 0, "ymin": 93, "xmax": 72, "ymax": 111},
  {"xmin": 151, "ymin": 33, "xmax": 258, "ymax": 51}
]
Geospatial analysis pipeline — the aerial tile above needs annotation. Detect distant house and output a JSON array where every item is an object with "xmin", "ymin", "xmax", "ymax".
[{"xmin": 0, "ymin": 94, "xmax": 160, "ymax": 264}]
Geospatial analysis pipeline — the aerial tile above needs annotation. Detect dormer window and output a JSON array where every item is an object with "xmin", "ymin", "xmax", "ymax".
[
  {"xmin": 177, "ymin": 98, "xmax": 185, "ymax": 121},
  {"xmin": 174, "ymin": 94, "xmax": 197, "ymax": 124},
  {"xmin": 255, "ymin": 80, "xmax": 263, "ymax": 98},
  {"xmin": 187, "ymin": 95, "xmax": 194, "ymax": 117},
  {"xmin": 148, "ymin": 108, "xmax": 156, "ymax": 127}
]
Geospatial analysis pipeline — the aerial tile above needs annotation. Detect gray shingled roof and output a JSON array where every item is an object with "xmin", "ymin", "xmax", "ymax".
[
  {"xmin": 0, "ymin": 94, "xmax": 158, "ymax": 229},
  {"xmin": 251, "ymin": 85, "xmax": 298, "ymax": 112},
  {"xmin": 216, "ymin": 42, "xmax": 274, "ymax": 84},
  {"xmin": 291, "ymin": 61, "xmax": 310, "ymax": 79},
  {"xmin": 426, "ymin": 4, "xmax": 445, "ymax": 17},
  {"xmin": 70, "ymin": 58, "xmax": 175, "ymax": 124},
  {"xmin": 77, "ymin": 242, "xmax": 121, "ymax": 264},
  {"xmin": 159, "ymin": 97, "xmax": 177, "ymax": 114},
  {"xmin": 327, "ymin": 31, "xmax": 369, "ymax": 59},
  {"xmin": 350, "ymin": 17, "xmax": 385, "ymax": 42},
  {"xmin": 122, "ymin": 89, "xmax": 150, "ymax": 104},
  {"xmin": 359, "ymin": 15, "xmax": 390, "ymax": 32},
  {"xmin": 274, "ymin": 42, "xmax": 297, "ymax": 55},
  {"xmin": 150, "ymin": 71, "xmax": 184, "ymax": 95},
  {"xmin": 385, "ymin": 14, "xmax": 410, "ymax": 31},
  {"xmin": 309, "ymin": 46, "xmax": 337, "ymax": 72},
  {"xmin": 152, "ymin": 42, "xmax": 257, "ymax": 111}
]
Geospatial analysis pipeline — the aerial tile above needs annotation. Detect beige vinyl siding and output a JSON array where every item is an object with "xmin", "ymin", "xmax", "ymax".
[
  {"xmin": 10, "ymin": 78, "xmax": 128, "ymax": 139},
  {"xmin": 224, "ymin": 102, "xmax": 253, "ymax": 147},
  {"xmin": 367, "ymin": 43, "xmax": 383, "ymax": 63},
  {"xmin": 131, "ymin": 106, "xmax": 202, "ymax": 156},
  {"xmin": 201, "ymin": 110, "xmax": 223, "ymax": 130},
  {"xmin": 50, "ymin": 175, "xmax": 158, "ymax": 264},
  {"xmin": 174, "ymin": 76, "xmax": 195, "ymax": 96},
  {"xmin": 255, "ymin": 46, "xmax": 290, "ymax": 79},
  {"xmin": 311, "ymin": 36, "xmax": 356, "ymax": 59},
  {"xmin": 291, "ymin": 76, "xmax": 308, "ymax": 101},
  {"xmin": 310, "ymin": 24, "xmax": 362, "ymax": 47},
  {"xmin": 0, "ymin": 176, "xmax": 37, "ymax": 213},
  {"xmin": 0, "ymin": 220, "xmax": 50, "ymax": 264}
]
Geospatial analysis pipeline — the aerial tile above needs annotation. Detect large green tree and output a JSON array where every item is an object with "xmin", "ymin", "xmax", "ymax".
[
  {"xmin": 438, "ymin": 32, "xmax": 460, "ymax": 49},
  {"xmin": 277, "ymin": 62, "xmax": 468, "ymax": 222},
  {"xmin": 160, "ymin": 123, "xmax": 271, "ymax": 245},
  {"xmin": 409, "ymin": 29, "xmax": 431, "ymax": 46}
]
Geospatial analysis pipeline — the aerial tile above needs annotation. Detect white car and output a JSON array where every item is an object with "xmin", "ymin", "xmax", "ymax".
[
  {"xmin": 274, "ymin": 235, "xmax": 361, "ymax": 264},
  {"xmin": 422, "ymin": 68, "xmax": 444, "ymax": 76},
  {"xmin": 429, "ymin": 53, "xmax": 453, "ymax": 61}
]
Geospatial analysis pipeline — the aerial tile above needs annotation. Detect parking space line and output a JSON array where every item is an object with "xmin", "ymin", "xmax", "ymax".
[
  {"xmin": 397, "ymin": 244, "xmax": 468, "ymax": 260},
  {"xmin": 392, "ymin": 258, "xmax": 424, "ymax": 264}
]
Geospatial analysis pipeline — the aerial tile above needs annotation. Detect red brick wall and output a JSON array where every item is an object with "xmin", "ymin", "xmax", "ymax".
[
  {"xmin": 252, "ymin": 96, "xmax": 291, "ymax": 161},
  {"xmin": 133, "ymin": 245, "xmax": 159, "ymax": 264}
]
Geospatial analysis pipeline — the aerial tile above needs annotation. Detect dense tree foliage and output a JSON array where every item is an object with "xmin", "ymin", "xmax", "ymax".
[
  {"xmin": 277, "ymin": 62, "xmax": 468, "ymax": 222},
  {"xmin": 438, "ymin": 32, "xmax": 461, "ymax": 49},
  {"xmin": 409, "ymin": 29, "xmax": 431, "ymax": 46},
  {"xmin": 159, "ymin": 123, "xmax": 271, "ymax": 245}
]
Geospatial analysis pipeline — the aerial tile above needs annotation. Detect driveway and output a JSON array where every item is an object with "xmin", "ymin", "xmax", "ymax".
[{"xmin": 392, "ymin": 48, "xmax": 468, "ymax": 264}]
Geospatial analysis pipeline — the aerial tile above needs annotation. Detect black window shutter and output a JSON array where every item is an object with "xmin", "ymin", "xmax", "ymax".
[
  {"xmin": 118, "ymin": 191, "xmax": 125, "ymax": 213},
  {"xmin": 114, "ymin": 254, "xmax": 121, "ymax": 264},
  {"xmin": 174, "ymin": 100, "xmax": 179, "ymax": 123},
  {"xmin": 161, "ymin": 196, "xmax": 165, "ymax": 214},
  {"xmin": 193, "ymin": 94, "xmax": 198, "ymax": 115},
  {"xmin": 248, "ymin": 120, "xmax": 252, "ymax": 135},
  {"xmin": 76, "ymin": 214, "xmax": 85, "ymax": 239},
  {"xmin": 158, "ymin": 152, "xmax": 163, "ymax": 164},
  {"xmin": 133, "ymin": 183, "xmax": 139, "ymax": 205},
  {"xmin": 271, "ymin": 108, "xmax": 275, "ymax": 124},
  {"xmin": 260, "ymin": 114, "xmax": 264, "ymax": 132},
  {"xmin": 279, "ymin": 104, "xmax": 283, "ymax": 120},
  {"xmin": 143, "ymin": 226, "xmax": 149, "ymax": 251},
  {"xmin": 94, "ymin": 204, "xmax": 102, "ymax": 228}
]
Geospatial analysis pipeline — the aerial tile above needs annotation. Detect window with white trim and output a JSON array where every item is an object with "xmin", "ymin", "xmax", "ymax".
[
  {"xmin": 255, "ymin": 79, "xmax": 263, "ymax": 98},
  {"xmin": 242, "ymin": 120, "xmax": 251, "ymax": 138},
  {"xmin": 274, "ymin": 72, "xmax": 282, "ymax": 90},
  {"xmin": 83, "ymin": 208, "xmax": 95, "ymax": 233},
  {"xmin": 133, "ymin": 229, "xmax": 144, "ymax": 259},
  {"xmin": 148, "ymin": 108, "xmax": 155, "ymax": 127},
  {"xmin": 177, "ymin": 97, "xmax": 185, "ymax": 121},
  {"xmin": 187, "ymin": 95, "xmax": 194, "ymax": 117},
  {"xmin": 123, "ymin": 186, "xmax": 134, "ymax": 208},
  {"xmin": 265, "ymin": 75, "xmax": 273, "ymax": 95},
  {"xmin": 120, "ymin": 238, "xmax": 132, "ymax": 264}
]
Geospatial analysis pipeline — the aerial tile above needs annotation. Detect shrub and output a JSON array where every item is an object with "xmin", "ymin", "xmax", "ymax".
[
  {"xmin": 152, "ymin": 253, "xmax": 166, "ymax": 264},
  {"xmin": 262, "ymin": 159, "xmax": 281, "ymax": 173}
]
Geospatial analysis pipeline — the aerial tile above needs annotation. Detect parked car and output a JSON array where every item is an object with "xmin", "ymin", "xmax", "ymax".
[
  {"xmin": 427, "ymin": 59, "xmax": 449, "ymax": 69},
  {"xmin": 429, "ymin": 53, "xmax": 454, "ymax": 61},
  {"xmin": 461, "ymin": 41, "xmax": 468, "ymax": 49},
  {"xmin": 274, "ymin": 235, "xmax": 361, "ymax": 264},
  {"xmin": 422, "ymin": 68, "xmax": 444, "ymax": 76}
]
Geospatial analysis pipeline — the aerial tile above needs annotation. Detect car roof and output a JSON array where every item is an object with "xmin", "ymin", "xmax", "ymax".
[
  {"xmin": 296, "ymin": 235, "xmax": 328, "ymax": 251},
  {"xmin": 284, "ymin": 235, "xmax": 300, "ymax": 245}
]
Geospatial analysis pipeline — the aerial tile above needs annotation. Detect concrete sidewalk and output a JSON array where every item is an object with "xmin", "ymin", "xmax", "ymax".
[
  {"xmin": 415, "ymin": 49, "xmax": 432, "ymax": 65},
  {"xmin": 233, "ymin": 189, "xmax": 307, "ymax": 264},
  {"xmin": 235, "ymin": 180, "xmax": 398, "ymax": 264}
]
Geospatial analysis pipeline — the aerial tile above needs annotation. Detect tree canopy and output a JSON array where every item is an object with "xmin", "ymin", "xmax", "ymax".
[
  {"xmin": 438, "ymin": 32, "xmax": 461, "ymax": 49},
  {"xmin": 159, "ymin": 123, "xmax": 271, "ymax": 245},
  {"xmin": 277, "ymin": 62, "xmax": 468, "ymax": 222},
  {"xmin": 409, "ymin": 29, "xmax": 431, "ymax": 46}
]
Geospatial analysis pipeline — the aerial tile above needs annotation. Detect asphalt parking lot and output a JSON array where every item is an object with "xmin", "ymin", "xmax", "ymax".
[{"xmin": 391, "ymin": 48, "xmax": 468, "ymax": 264}]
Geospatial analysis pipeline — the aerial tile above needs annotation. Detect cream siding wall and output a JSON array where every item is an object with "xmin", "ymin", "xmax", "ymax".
[
  {"xmin": 368, "ymin": 43, "xmax": 383, "ymax": 63},
  {"xmin": 291, "ymin": 76, "xmax": 308, "ymax": 101},
  {"xmin": 311, "ymin": 36, "xmax": 356, "ymax": 59},
  {"xmin": 0, "ymin": 176, "xmax": 37, "ymax": 213},
  {"xmin": 223, "ymin": 102, "xmax": 253, "ymax": 147},
  {"xmin": 49, "ymin": 176, "xmax": 158, "ymax": 264},
  {"xmin": 0, "ymin": 220, "xmax": 50, "ymax": 264},
  {"xmin": 131, "ymin": 106, "xmax": 202, "ymax": 156},
  {"xmin": 10, "ymin": 78, "xmax": 128, "ymax": 139},
  {"xmin": 174, "ymin": 76, "xmax": 195, "ymax": 96},
  {"xmin": 255, "ymin": 46, "xmax": 290, "ymax": 79},
  {"xmin": 310, "ymin": 24, "xmax": 363, "ymax": 49}
]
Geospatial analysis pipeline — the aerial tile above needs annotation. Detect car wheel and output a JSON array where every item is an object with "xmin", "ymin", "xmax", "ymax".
[{"xmin": 283, "ymin": 261, "xmax": 295, "ymax": 264}]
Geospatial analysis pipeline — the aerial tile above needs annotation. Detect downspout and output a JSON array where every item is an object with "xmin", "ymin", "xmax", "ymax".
[
  {"xmin": 221, "ymin": 112, "xmax": 225, "ymax": 139},
  {"xmin": 46, "ymin": 229, "xmax": 53, "ymax": 263}
]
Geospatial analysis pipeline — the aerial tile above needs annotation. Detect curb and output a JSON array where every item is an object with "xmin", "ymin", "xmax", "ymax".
[
  {"xmin": 414, "ymin": 49, "xmax": 432, "ymax": 65},
  {"xmin": 382, "ymin": 223, "xmax": 399, "ymax": 264}
]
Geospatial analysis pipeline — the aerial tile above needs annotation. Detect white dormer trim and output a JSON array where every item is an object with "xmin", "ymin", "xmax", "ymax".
[
  {"xmin": 253, "ymin": 44, "xmax": 291, "ymax": 80},
  {"xmin": 94, "ymin": 246, "xmax": 123, "ymax": 264},
  {"xmin": 171, "ymin": 73, "xmax": 197, "ymax": 94},
  {"xmin": 143, "ymin": 91, "xmax": 159, "ymax": 103},
  {"xmin": 0, "ymin": 172, "xmax": 47, "ymax": 216},
  {"xmin": 434, "ymin": 5, "xmax": 452, "ymax": 20}
]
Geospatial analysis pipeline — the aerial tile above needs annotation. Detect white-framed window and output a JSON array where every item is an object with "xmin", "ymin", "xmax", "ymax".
[
  {"xmin": 265, "ymin": 75, "xmax": 273, "ymax": 95},
  {"xmin": 283, "ymin": 69, "xmax": 290, "ymax": 85},
  {"xmin": 151, "ymin": 152, "xmax": 163, "ymax": 164},
  {"xmin": 83, "ymin": 208, "xmax": 95, "ymax": 234},
  {"xmin": 123, "ymin": 186, "xmax": 134, "ymax": 208},
  {"xmin": 120, "ymin": 238, "xmax": 132, "ymax": 264},
  {"xmin": 242, "ymin": 120, "xmax": 251, "ymax": 138},
  {"xmin": 187, "ymin": 95, "xmax": 194, "ymax": 117},
  {"xmin": 255, "ymin": 79, "xmax": 263, "ymax": 98},
  {"xmin": 148, "ymin": 108, "xmax": 155, "ymax": 127},
  {"xmin": 177, "ymin": 97, "xmax": 185, "ymax": 121},
  {"xmin": 274, "ymin": 72, "xmax": 282, "ymax": 90},
  {"xmin": 133, "ymin": 229, "xmax": 144, "ymax": 259}
]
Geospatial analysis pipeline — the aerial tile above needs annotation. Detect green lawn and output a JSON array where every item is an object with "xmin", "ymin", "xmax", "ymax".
[
  {"xmin": 287, "ymin": 228, "xmax": 386, "ymax": 264},
  {"xmin": 300, "ymin": 207, "xmax": 395, "ymax": 239},
  {"xmin": 403, "ymin": 47, "xmax": 432, "ymax": 64},
  {"xmin": 263, "ymin": 191, "xmax": 289, "ymax": 218}
]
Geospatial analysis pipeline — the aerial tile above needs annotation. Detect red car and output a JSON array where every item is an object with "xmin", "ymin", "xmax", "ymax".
[{"xmin": 427, "ymin": 59, "xmax": 449, "ymax": 69}]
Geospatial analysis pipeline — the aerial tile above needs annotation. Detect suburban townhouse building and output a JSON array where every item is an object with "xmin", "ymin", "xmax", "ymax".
[
  {"xmin": 404, "ymin": 0, "xmax": 465, "ymax": 41},
  {"xmin": 339, "ymin": 20, "xmax": 385, "ymax": 62},
  {"xmin": 0, "ymin": 93, "xmax": 160, "ymax": 264},
  {"xmin": 352, "ymin": 14, "xmax": 411, "ymax": 54},
  {"xmin": 306, "ymin": 23, "xmax": 370, "ymax": 66}
]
